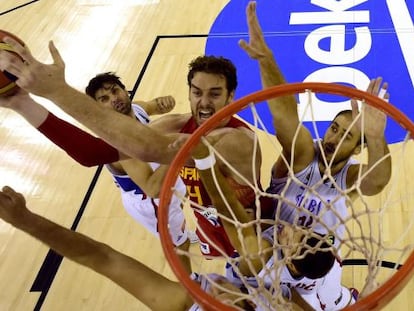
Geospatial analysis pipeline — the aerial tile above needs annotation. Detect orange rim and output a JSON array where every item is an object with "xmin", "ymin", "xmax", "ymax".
[{"xmin": 158, "ymin": 82, "xmax": 414, "ymax": 311}]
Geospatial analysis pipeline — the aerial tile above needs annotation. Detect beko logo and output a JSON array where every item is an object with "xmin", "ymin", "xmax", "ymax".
[
  {"xmin": 291, "ymin": 0, "xmax": 414, "ymax": 122},
  {"xmin": 207, "ymin": 0, "xmax": 414, "ymax": 143}
]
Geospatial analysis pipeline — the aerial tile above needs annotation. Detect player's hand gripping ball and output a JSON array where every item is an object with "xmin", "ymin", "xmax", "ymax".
[{"xmin": 0, "ymin": 30, "xmax": 25, "ymax": 96}]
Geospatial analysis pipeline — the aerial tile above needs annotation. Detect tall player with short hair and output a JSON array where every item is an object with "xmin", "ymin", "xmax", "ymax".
[{"xmin": 176, "ymin": 55, "xmax": 269, "ymax": 257}]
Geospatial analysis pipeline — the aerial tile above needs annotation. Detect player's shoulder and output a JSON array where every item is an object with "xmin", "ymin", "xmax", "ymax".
[
  {"xmin": 149, "ymin": 113, "xmax": 191, "ymax": 133},
  {"xmin": 131, "ymin": 104, "xmax": 150, "ymax": 124},
  {"xmin": 216, "ymin": 126, "xmax": 256, "ymax": 143}
]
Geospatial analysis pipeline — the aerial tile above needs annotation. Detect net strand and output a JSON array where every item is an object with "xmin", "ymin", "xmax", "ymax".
[{"xmin": 162, "ymin": 84, "xmax": 414, "ymax": 310}]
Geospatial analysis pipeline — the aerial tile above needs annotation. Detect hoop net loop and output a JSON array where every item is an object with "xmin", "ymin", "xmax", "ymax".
[{"xmin": 158, "ymin": 82, "xmax": 414, "ymax": 311}]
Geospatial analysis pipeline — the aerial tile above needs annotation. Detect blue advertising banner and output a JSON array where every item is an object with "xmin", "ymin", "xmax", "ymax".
[{"xmin": 206, "ymin": 0, "xmax": 414, "ymax": 143}]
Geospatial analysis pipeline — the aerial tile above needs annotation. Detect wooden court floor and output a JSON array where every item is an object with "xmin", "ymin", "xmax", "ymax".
[{"xmin": 0, "ymin": 1, "xmax": 413, "ymax": 310}]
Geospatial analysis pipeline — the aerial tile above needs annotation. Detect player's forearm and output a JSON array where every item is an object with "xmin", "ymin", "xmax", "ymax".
[
  {"xmin": 7, "ymin": 97, "xmax": 48, "ymax": 128},
  {"xmin": 38, "ymin": 113, "xmax": 120, "ymax": 166},
  {"xmin": 11, "ymin": 210, "xmax": 111, "ymax": 268},
  {"xmin": 47, "ymin": 85, "xmax": 175, "ymax": 163},
  {"xmin": 198, "ymin": 167, "xmax": 259, "ymax": 254},
  {"xmin": 257, "ymin": 51, "xmax": 286, "ymax": 89},
  {"xmin": 12, "ymin": 208, "xmax": 190, "ymax": 311},
  {"xmin": 6, "ymin": 95, "xmax": 120, "ymax": 166},
  {"xmin": 257, "ymin": 52, "xmax": 300, "ymax": 135},
  {"xmin": 361, "ymin": 137, "xmax": 391, "ymax": 195},
  {"xmin": 199, "ymin": 166, "xmax": 252, "ymax": 224}
]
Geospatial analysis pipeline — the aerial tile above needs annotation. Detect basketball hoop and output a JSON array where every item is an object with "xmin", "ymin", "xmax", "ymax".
[{"xmin": 158, "ymin": 82, "xmax": 414, "ymax": 310}]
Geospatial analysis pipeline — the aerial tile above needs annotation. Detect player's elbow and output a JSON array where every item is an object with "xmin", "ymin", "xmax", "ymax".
[
  {"xmin": 360, "ymin": 164, "xmax": 392, "ymax": 196},
  {"xmin": 75, "ymin": 157, "xmax": 100, "ymax": 167},
  {"xmin": 360, "ymin": 177, "xmax": 390, "ymax": 196},
  {"xmin": 67, "ymin": 152, "xmax": 110, "ymax": 167},
  {"xmin": 144, "ymin": 186, "xmax": 160, "ymax": 198}
]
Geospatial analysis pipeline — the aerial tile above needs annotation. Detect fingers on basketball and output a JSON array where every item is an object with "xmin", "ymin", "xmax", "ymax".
[{"xmin": 0, "ymin": 30, "xmax": 26, "ymax": 96}]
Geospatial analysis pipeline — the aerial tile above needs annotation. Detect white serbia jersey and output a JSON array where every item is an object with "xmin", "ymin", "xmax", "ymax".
[
  {"xmin": 106, "ymin": 104, "xmax": 188, "ymax": 246},
  {"xmin": 225, "ymin": 226, "xmax": 352, "ymax": 310},
  {"xmin": 267, "ymin": 141, "xmax": 357, "ymax": 248}
]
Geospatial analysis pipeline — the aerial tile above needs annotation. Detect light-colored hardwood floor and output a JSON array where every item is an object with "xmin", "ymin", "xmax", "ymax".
[{"xmin": 0, "ymin": 1, "xmax": 413, "ymax": 310}]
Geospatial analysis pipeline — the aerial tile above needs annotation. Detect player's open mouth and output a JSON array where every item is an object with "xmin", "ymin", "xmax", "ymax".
[
  {"xmin": 323, "ymin": 143, "xmax": 335, "ymax": 155},
  {"xmin": 199, "ymin": 110, "xmax": 214, "ymax": 121},
  {"xmin": 114, "ymin": 102, "xmax": 127, "ymax": 113}
]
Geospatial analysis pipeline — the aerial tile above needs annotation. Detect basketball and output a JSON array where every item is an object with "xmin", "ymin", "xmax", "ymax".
[{"xmin": 0, "ymin": 29, "xmax": 25, "ymax": 96}]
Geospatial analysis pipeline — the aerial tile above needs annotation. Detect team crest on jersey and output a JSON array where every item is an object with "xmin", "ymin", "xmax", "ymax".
[{"xmin": 199, "ymin": 206, "xmax": 220, "ymax": 227}]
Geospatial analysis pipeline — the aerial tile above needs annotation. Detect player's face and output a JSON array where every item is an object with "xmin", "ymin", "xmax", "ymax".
[
  {"xmin": 189, "ymin": 72, "xmax": 234, "ymax": 126},
  {"xmin": 94, "ymin": 83, "xmax": 132, "ymax": 115},
  {"xmin": 321, "ymin": 114, "xmax": 361, "ymax": 165}
]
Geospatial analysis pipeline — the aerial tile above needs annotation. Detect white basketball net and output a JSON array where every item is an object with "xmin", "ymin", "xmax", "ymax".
[{"xmin": 168, "ymin": 89, "xmax": 414, "ymax": 310}]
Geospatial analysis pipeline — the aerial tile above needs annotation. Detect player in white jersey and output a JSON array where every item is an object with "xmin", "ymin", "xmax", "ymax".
[
  {"xmin": 105, "ymin": 103, "xmax": 188, "ymax": 247},
  {"xmin": 238, "ymin": 2, "xmax": 391, "ymax": 310},
  {"xmin": 224, "ymin": 224, "xmax": 341, "ymax": 310},
  {"xmin": 188, "ymin": 133, "xmax": 337, "ymax": 310},
  {"xmin": 0, "ymin": 72, "xmax": 196, "ymax": 272},
  {"xmin": 267, "ymin": 140, "xmax": 357, "ymax": 250},
  {"xmin": 228, "ymin": 224, "xmax": 356, "ymax": 310},
  {"xmin": 265, "ymin": 138, "xmax": 360, "ymax": 310}
]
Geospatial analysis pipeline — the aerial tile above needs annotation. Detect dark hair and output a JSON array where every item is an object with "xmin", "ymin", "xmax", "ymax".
[
  {"xmin": 85, "ymin": 72, "xmax": 126, "ymax": 99},
  {"xmin": 333, "ymin": 109, "xmax": 352, "ymax": 120},
  {"xmin": 243, "ymin": 300, "xmax": 256, "ymax": 311},
  {"xmin": 291, "ymin": 234, "xmax": 335, "ymax": 280},
  {"xmin": 187, "ymin": 55, "xmax": 238, "ymax": 93}
]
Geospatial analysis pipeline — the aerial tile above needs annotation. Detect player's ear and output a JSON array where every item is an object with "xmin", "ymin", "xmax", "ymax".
[
  {"xmin": 352, "ymin": 144, "xmax": 362, "ymax": 155},
  {"xmin": 227, "ymin": 90, "xmax": 235, "ymax": 104}
]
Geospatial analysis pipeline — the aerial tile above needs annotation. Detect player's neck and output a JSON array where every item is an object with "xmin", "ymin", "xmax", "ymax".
[{"xmin": 318, "ymin": 158, "xmax": 348, "ymax": 177}]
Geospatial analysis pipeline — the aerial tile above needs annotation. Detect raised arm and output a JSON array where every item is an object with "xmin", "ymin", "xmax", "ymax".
[
  {"xmin": 0, "ymin": 40, "xmax": 178, "ymax": 164},
  {"xmin": 119, "ymin": 160, "xmax": 171, "ymax": 198},
  {"xmin": 135, "ymin": 95, "xmax": 176, "ymax": 116},
  {"xmin": 0, "ymin": 89, "xmax": 121, "ymax": 166},
  {"xmin": 239, "ymin": 1, "xmax": 314, "ymax": 173},
  {"xmin": 1, "ymin": 93, "xmax": 179, "ymax": 197},
  {"xmin": 0, "ymin": 186, "xmax": 191, "ymax": 311},
  {"xmin": 0, "ymin": 88, "xmax": 48, "ymax": 127},
  {"xmin": 347, "ymin": 77, "xmax": 392, "ymax": 195}
]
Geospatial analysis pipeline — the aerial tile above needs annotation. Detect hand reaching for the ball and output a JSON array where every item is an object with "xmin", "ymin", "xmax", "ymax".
[{"xmin": 0, "ymin": 38, "xmax": 67, "ymax": 99}]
